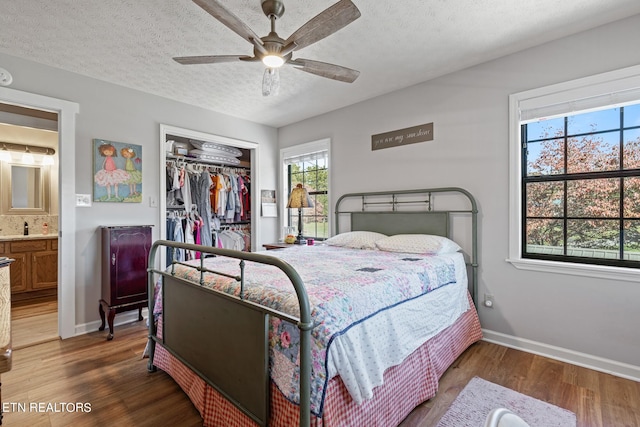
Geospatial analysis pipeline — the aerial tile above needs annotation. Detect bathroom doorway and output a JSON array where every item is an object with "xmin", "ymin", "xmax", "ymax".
[
  {"xmin": 0, "ymin": 103, "xmax": 59, "ymax": 348},
  {"xmin": 0, "ymin": 86, "xmax": 78, "ymax": 342}
]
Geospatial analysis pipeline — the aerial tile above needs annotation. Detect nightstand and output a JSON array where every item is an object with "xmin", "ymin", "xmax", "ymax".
[{"xmin": 262, "ymin": 242, "xmax": 297, "ymax": 250}]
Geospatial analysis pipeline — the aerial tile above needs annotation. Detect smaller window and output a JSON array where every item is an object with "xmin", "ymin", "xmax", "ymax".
[{"xmin": 282, "ymin": 141, "xmax": 330, "ymax": 240}]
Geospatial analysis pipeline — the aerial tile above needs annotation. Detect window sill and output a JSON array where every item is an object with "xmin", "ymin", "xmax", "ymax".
[{"xmin": 506, "ymin": 257, "xmax": 640, "ymax": 283}]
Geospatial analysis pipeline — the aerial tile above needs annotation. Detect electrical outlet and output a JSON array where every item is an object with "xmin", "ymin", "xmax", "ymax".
[{"xmin": 483, "ymin": 293, "xmax": 494, "ymax": 308}]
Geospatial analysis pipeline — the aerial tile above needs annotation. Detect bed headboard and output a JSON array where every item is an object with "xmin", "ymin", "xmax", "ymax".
[
  {"xmin": 351, "ymin": 211, "xmax": 449, "ymax": 237},
  {"xmin": 334, "ymin": 187, "xmax": 479, "ymax": 306}
]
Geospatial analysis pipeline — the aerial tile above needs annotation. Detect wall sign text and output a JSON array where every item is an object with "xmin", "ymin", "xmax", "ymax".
[{"xmin": 371, "ymin": 122, "xmax": 434, "ymax": 151}]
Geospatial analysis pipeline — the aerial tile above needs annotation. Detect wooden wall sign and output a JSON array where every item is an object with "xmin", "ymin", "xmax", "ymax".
[{"xmin": 371, "ymin": 122, "xmax": 434, "ymax": 151}]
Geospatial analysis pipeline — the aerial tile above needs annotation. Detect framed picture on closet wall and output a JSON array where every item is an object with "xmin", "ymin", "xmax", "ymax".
[
  {"xmin": 93, "ymin": 138, "xmax": 143, "ymax": 203},
  {"xmin": 261, "ymin": 189, "xmax": 277, "ymax": 217}
]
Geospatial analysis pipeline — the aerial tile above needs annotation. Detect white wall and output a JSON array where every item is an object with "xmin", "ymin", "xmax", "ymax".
[
  {"xmin": 278, "ymin": 14, "xmax": 640, "ymax": 374},
  {"xmin": 0, "ymin": 52, "xmax": 279, "ymax": 331}
]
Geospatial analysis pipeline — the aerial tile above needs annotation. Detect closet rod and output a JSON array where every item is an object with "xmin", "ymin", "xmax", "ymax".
[{"xmin": 166, "ymin": 159, "xmax": 250, "ymax": 174}]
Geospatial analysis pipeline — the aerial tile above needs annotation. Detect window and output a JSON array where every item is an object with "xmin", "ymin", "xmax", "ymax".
[
  {"xmin": 281, "ymin": 139, "xmax": 330, "ymax": 240},
  {"xmin": 522, "ymin": 104, "xmax": 640, "ymax": 267},
  {"xmin": 508, "ymin": 65, "xmax": 640, "ymax": 281}
]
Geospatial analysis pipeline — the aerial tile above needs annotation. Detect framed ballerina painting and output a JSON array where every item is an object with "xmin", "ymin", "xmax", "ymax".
[{"xmin": 93, "ymin": 138, "xmax": 143, "ymax": 203}]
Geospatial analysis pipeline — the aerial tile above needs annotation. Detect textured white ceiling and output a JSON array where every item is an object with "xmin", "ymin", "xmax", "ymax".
[{"xmin": 1, "ymin": 1, "xmax": 639, "ymax": 128}]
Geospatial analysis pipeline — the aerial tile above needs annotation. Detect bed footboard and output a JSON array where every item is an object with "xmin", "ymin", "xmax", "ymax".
[{"xmin": 146, "ymin": 240, "xmax": 313, "ymax": 427}]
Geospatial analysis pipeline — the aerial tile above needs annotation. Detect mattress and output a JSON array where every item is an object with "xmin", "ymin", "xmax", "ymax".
[
  {"xmin": 153, "ymin": 293, "xmax": 482, "ymax": 426},
  {"xmin": 153, "ymin": 245, "xmax": 471, "ymax": 415}
]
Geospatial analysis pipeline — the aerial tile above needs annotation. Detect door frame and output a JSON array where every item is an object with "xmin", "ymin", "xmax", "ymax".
[
  {"xmin": 0, "ymin": 86, "xmax": 79, "ymax": 339},
  {"xmin": 159, "ymin": 124, "xmax": 260, "ymax": 255}
]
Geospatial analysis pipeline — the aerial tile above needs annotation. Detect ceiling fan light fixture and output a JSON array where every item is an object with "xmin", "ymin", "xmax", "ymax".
[
  {"xmin": 262, "ymin": 54, "xmax": 284, "ymax": 68},
  {"xmin": 176, "ymin": 0, "xmax": 362, "ymax": 94}
]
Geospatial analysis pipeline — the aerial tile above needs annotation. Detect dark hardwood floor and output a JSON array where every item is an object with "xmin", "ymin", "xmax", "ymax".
[
  {"xmin": 11, "ymin": 297, "xmax": 58, "ymax": 350},
  {"xmin": 3, "ymin": 321, "xmax": 639, "ymax": 426},
  {"xmin": 3, "ymin": 321, "xmax": 202, "ymax": 427},
  {"xmin": 400, "ymin": 340, "xmax": 640, "ymax": 427}
]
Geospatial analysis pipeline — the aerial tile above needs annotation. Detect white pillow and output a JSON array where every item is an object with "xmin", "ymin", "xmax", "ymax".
[
  {"xmin": 189, "ymin": 140, "xmax": 243, "ymax": 157},
  {"xmin": 325, "ymin": 231, "xmax": 387, "ymax": 249},
  {"xmin": 375, "ymin": 234, "xmax": 461, "ymax": 255},
  {"xmin": 189, "ymin": 149, "xmax": 241, "ymax": 166}
]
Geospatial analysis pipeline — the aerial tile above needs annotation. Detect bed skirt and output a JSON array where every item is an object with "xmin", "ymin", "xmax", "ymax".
[{"xmin": 152, "ymin": 293, "xmax": 482, "ymax": 427}]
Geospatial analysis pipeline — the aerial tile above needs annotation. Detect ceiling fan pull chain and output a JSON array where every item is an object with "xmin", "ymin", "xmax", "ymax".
[{"xmin": 262, "ymin": 68, "xmax": 280, "ymax": 97}]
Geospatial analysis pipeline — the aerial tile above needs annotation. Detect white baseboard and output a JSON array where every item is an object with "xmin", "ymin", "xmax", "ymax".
[
  {"xmin": 75, "ymin": 308, "xmax": 149, "ymax": 337},
  {"xmin": 482, "ymin": 329, "xmax": 640, "ymax": 383}
]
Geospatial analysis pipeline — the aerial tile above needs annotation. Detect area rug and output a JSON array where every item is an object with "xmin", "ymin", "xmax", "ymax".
[{"xmin": 436, "ymin": 377, "xmax": 577, "ymax": 427}]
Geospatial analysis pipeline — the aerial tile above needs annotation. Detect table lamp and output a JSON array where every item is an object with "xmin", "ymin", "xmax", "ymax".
[{"xmin": 286, "ymin": 184, "xmax": 314, "ymax": 245}]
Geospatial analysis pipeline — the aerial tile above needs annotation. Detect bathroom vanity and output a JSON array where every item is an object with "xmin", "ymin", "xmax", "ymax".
[{"xmin": 0, "ymin": 235, "xmax": 58, "ymax": 303}]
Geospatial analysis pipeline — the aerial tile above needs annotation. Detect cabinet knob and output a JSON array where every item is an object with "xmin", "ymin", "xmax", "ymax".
[{"xmin": 112, "ymin": 253, "xmax": 116, "ymax": 265}]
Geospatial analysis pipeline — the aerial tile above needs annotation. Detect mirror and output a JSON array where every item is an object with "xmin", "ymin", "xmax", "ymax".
[
  {"xmin": 0, "ymin": 161, "xmax": 50, "ymax": 215},
  {"xmin": 11, "ymin": 165, "xmax": 42, "ymax": 208}
]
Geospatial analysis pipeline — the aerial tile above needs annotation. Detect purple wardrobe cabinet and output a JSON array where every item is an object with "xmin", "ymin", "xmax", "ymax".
[{"xmin": 99, "ymin": 225, "xmax": 152, "ymax": 340}]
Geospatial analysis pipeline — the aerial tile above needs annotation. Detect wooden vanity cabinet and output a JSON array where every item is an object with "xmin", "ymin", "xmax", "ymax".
[{"xmin": 0, "ymin": 238, "xmax": 58, "ymax": 303}]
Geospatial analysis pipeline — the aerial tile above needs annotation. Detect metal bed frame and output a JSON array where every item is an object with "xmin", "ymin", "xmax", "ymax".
[
  {"xmin": 146, "ymin": 187, "xmax": 478, "ymax": 427},
  {"xmin": 335, "ymin": 187, "xmax": 479, "ymax": 305}
]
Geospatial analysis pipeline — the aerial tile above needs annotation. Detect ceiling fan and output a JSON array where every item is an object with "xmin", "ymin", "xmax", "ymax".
[{"xmin": 174, "ymin": 0, "xmax": 361, "ymax": 96}]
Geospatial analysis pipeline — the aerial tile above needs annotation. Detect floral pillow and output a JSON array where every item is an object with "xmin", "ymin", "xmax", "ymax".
[
  {"xmin": 375, "ymin": 234, "xmax": 461, "ymax": 255},
  {"xmin": 325, "ymin": 231, "xmax": 387, "ymax": 250}
]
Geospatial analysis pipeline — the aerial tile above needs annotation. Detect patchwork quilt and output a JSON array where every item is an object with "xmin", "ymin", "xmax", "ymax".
[{"xmin": 154, "ymin": 245, "xmax": 464, "ymax": 415}]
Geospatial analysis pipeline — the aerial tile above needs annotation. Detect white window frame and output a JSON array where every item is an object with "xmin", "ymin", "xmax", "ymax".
[
  {"xmin": 279, "ymin": 138, "xmax": 331, "ymax": 239},
  {"xmin": 507, "ymin": 65, "xmax": 640, "ymax": 282}
]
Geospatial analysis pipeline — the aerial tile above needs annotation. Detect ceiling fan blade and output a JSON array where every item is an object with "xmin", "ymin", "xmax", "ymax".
[
  {"xmin": 289, "ymin": 58, "xmax": 360, "ymax": 83},
  {"xmin": 193, "ymin": 0, "xmax": 262, "ymax": 45},
  {"xmin": 283, "ymin": 0, "xmax": 361, "ymax": 52},
  {"xmin": 173, "ymin": 55, "xmax": 253, "ymax": 65}
]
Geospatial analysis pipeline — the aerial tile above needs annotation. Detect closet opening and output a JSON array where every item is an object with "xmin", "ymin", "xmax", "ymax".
[{"xmin": 159, "ymin": 125, "xmax": 260, "ymax": 265}]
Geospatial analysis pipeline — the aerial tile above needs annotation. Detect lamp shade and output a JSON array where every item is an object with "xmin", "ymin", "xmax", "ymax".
[{"xmin": 287, "ymin": 184, "xmax": 314, "ymax": 209}]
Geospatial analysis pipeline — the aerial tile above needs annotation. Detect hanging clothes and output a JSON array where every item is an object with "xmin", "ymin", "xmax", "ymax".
[
  {"xmin": 190, "ymin": 169, "xmax": 213, "ymax": 248},
  {"xmin": 217, "ymin": 224, "xmax": 251, "ymax": 251},
  {"xmin": 165, "ymin": 156, "xmax": 251, "ymax": 252},
  {"xmin": 165, "ymin": 214, "xmax": 186, "ymax": 266},
  {"xmin": 225, "ymin": 172, "xmax": 237, "ymax": 221}
]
